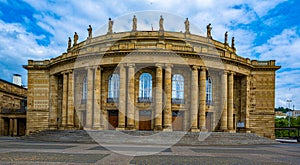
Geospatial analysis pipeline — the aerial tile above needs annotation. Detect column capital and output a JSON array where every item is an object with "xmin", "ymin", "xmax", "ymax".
[
  {"xmin": 200, "ymin": 66, "xmax": 207, "ymax": 71},
  {"xmin": 85, "ymin": 66, "xmax": 95, "ymax": 70},
  {"xmin": 164, "ymin": 64, "xmax": 173, "ymax": 69},
  {"xmin": 228, "ymin": 71, "xmax": 236, "ymax": 75},
  {"xmin": 155, "ymin": 63, "xmax": 163, "ymax": 68},
  {"xmin": 191, "ymin": 65, "xmax": 200, "ymax": 70},
  {"xmin": 91, "ymin": 65, "xmax": 102, "ymax": 70},
  {"xmin": 126, "ymin": 63, "xmax": 135, "ymax": 68}
]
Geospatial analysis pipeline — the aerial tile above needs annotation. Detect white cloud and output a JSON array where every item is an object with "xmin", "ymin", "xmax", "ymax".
[{"xmin": 255, "ymin": 28, "xmax": 300, "ymax": 68}]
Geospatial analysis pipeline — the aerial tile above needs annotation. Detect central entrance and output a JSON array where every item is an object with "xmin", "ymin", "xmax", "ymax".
[
  {"xmin": 172, "ymin": 111, "xmax": 184, "ymax": 131},
  {"xmin": 139, "ymin": 110, "xmax": 152, "ymax": 130},
  {"xmin": 108, "ymin": 110, "xmax": 118, "ymax": 130}
]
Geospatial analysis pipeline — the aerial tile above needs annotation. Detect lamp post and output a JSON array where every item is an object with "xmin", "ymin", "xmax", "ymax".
[{"xmin": 287, "ymin": 99, "xmax": 292, "ymax": 127}]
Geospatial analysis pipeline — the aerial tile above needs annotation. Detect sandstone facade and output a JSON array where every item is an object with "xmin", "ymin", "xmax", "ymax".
[{"xmin": 24, "ymin": 29, "xmax": 280, "ymax": 139}]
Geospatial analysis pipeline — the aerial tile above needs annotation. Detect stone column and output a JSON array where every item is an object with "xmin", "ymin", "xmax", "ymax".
[
  {"xmin": 93, "ymin": 66, "xmax": 101, "ymax": 129},
  {"xmin": 117, "ymin": 64, "xmax": 126, "ymax": 130},
  {"xmin": 13, "ymin": 119, "xmax": 18, "ymax": 136},
  {"xmin": 62, "ymin": 72, "xmax": 68, "ymax": 128},
  {"xmin": 49, "ymin": 75, "xmax": 58, "ymax": 129},
  {"xmin": 190, "ymin": 66, "xmax": 199, "ymax": 132},
  {"xmin": 67, "ymin": 70, "xmax": 74, "ymax": 128},
  {"xmin": 227, "ymin": 72, "xmax": 234, "ymax": 132},
  {"xmin": 154, "ymin": 64, "xmax": 163, "ymax": 131},
  {"xmin": 9, "ymin": 118, "xmax": 13, "ymax": 136},
  {"xmin": 163, "ymin": 64, "xmax": 172, "ymax": 131},
  {"xmin": 245, "ymin": 75, "xmax": 250, "ymax": 132},
  {"xmin": 86, "ymin": 68, "xmax": 94, "ymax": 129},
  {"xmin": 199, "ymin": 67, "xmax": 207, "ymax": 132},
  {"xmin": 220, "ymin": 71, "xmax": 228, "ymax": 131},
  {"xmin": 127, "ymin": 64, "xmax": 135, "ymax": 130}
]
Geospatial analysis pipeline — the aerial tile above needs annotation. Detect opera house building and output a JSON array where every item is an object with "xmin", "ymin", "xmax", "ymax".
[{"xmin": 24, "ymin": 16, "xmax": 280, "ymax": 139}]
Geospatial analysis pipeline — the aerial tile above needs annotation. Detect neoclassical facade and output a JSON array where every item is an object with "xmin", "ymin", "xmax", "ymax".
[{"xmin": 24, "ymin": 18, "xmax": 280, "ymax": 139}]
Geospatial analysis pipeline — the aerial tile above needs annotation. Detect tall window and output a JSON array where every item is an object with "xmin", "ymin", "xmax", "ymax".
[
  {"xmin": 172, "ymin": 74, "xmax": 184, "ymax": 104},
  {"xmin": 139, "ymin": 73, "xmax": 152, "ymax": 102},
  {"xmin": 206, "ymin": 77, "xmax": 213, "ymax": 105},
  {"xmin": 82, "ymin": 77, "xmax": 87, "ymax": 103},
  {"xmin": 108, "ymin": 74, "xmax": 120, "ymax": 102}
]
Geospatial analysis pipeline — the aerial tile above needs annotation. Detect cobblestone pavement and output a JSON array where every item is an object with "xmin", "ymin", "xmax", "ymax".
[{"xmin": 0, "ymin": 137, "xmax": 299, "ymax": 164}]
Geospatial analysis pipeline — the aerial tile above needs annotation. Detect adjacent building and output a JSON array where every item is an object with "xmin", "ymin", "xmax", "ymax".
[
  {"xmin": 0, "ymin": 78, "xmax": 27, "ymax": 136},
  {"xmin": 23, "ymin": 17, "xmax": 280, "ymax": 139}
]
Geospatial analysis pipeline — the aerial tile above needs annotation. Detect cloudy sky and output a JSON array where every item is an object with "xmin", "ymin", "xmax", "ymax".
[{"xmin": 0, "ymin": 0, "xmax": 299, "ymax": 109}]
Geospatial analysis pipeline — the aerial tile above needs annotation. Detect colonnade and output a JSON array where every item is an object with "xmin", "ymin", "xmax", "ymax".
[{"xmin": 48, "ymin": 64, "xmax": 237, "ymax": 132}]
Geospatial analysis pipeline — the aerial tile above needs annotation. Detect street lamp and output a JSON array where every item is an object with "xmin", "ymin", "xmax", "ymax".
[{"xmin": 287, "ymin": 99, "xmax": 292, "ymax": 127}]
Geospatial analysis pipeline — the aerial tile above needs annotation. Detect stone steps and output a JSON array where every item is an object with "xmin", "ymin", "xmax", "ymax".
[{"xmin": 20, "ymin": 130, "xmax": 279, "ymax": 145}]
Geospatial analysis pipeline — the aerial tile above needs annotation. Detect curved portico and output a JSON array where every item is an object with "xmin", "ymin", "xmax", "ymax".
[{"xmin": 24, "ymin": 19, "xmax": 280, "ymax": 139}]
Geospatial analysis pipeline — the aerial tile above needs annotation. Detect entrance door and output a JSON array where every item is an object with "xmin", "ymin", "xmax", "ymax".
[
  {"xmin": 206, "ymin": 112, "xmax": 212, "ymax": 132},
  {"xmin": 108, "ymin": 110, "xmax": 118, "ymax": 130},
  {"xmin": 172, "ymin": 111, "xmax": 184, "ymax": 131},
  {"xmin": 139, "ymin": 110, "xmax": 151, "ymax": 131}
]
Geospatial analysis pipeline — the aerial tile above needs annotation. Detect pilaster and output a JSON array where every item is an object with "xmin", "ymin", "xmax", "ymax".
[
  {"xmin": 227, "ymin": 72, "xmax": 235, "ymax": 132},
  {"xmin": 154, "ymin": 64, "xmax": 163, "ymax": 131},
  {"xmin": 220, "ymin": 71, "xmax": 228, "ymax": 131},
  {"xmin": 117, "ymin": 64, "xmax": 126, "ymax": 130},
  {"xmin": 61, "ymin": 72, "xmax": 68, "ymax": 128},
  {"xmin": 49, "ymin": 74, "xmax": 58, "ymax": 129},
  {"xmin": 127, "ymin": 64, "xmax": 135, "ymax": 130},
  {"xmin": 190, "ymin": 65, "xmax": 200, "ymax": 132},
  {"xmin": 163, "ymin": 64, "xmax": 172, "ymax": 131},
  {"xmin": 199, "ymin": 66, "xmax": 207, "ymax": 132},
  {"xmin": 93, "ymin": 66, "xmax": 102, "ymax": 129},
  {"xmin": 67, "ymin": 70, "xmax": 74, "ymax": 128},
  {"xmin": 85, "ymin": 67, "xmax": 94, "ymax": 129}
]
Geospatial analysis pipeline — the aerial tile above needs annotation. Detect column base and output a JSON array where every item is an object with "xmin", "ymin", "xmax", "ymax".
[
  {"xmin": 200, "ymin": 127, "xmax": 208, "ymax": 132},
  {"xmin": 190, "ymin": 127, "xmax": 200, "ymax": 132},
  {"xmin": 163, "ymin": 127, "xmax": 172, "ymax": 132},
  {"xmin": 116, "ymin": 126, "xmax": 125, "ymax": 131},
  {"xmin": 226, "ymin": 129, "xmax": 236, "ymax": 133},
  {"xmin": 83, "ymin": 126, "xmax": 93, "ymax": 130},
  {"xmin": 126, "ymin": 125, "xmax": 135, "ymax": 130},
  {"xmin": 220, "ymin": 127, "xmax": 228, "ymax": 132},
  {"xmin": 92, "ymin": 126, "xmax": 103, "ymax": 130},
  {"xmin": 154, "ymin": 125, "xmax": 163, "ymax": 131}
]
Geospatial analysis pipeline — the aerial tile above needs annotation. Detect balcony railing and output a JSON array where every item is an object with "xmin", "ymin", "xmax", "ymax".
[
  {"xmin": 172, "ymin": 98, "xmax": 184, "ymax": 104},
  {"xmin": 107, "ymin": 98, "xmax": 119, "ymax": 103},
  {"xmin": 206, "ymin": 100, "xmax": 213, "ymax": 106},
  {"xmin": 138, "ymin": 97, "xmax": 152, "ymax": 103}
]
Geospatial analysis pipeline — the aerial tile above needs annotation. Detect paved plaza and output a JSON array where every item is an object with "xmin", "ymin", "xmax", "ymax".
[{"xmin": 0, "ymin": 137, "xmax": 300, "ymax": 164}]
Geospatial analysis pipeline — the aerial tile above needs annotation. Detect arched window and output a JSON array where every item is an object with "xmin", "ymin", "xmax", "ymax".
[
  {"xmin": 172, "ymin": 74, "xmax": 184, "ymax": 104},
  {"xmin": 82, "ymin": 77, "xmax": 87, "ymax": 103},
  {"xmin": 139, "ymin": 73, "xmax": 152, "ymax": 102},
  {"xmin": 206, "ymin": 77, "xmax": 213, "ymax": 105},
  {"xmin": 108, "ymin": 74, "xmax": 119, "ymax": 102}
]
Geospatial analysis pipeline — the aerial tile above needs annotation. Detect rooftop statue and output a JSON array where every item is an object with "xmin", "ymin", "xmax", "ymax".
[
  {"xmin": 108, "ymin": 18, "xmax": 113, "ymax": 34},
  {"xmin": 185, "ymin": 18, "xmax": 190, "ymax": 34},
  {"xmin": 159, "ymin": 15, "xmax": 164, "ymax": 31},
  {"xmin": 132, "ymin": 15, "xmax": 137, "ymax": 32},
  {"xmin": 87, "ymin": 25, "xmax": 92, "ymax": 38},
  {"xmin": 73, "ymin": 32, "xmax": 78, "ymax": 46},
  {"xmin": 207, "ymin": 23, "xmax": 212, "ymax": 39},
  {"xmin": 224, "ymin": 31, "xmax": 228, "ymax": 44},
  {"xmin": 232, "ymin": 37, "xmax": 235, "ymax": 49},
  {"xmin": 68, "ymin": 37, "xmax": 71, "ymax": 49}
]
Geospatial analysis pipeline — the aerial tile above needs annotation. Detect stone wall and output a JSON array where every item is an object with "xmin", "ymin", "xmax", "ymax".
[
  {"xmin": 26, "ymin": 69, "xmax": 50, "ymax": 134},
  {"xmin": 249, "ymin": 70, "xmax": 276, "ymax": 139}
]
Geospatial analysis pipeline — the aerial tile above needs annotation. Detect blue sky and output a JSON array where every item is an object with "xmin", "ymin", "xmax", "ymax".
[{"xmin": 0, "ymin": 0, "xmax": 300, "ymax": 109}]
